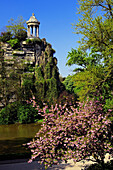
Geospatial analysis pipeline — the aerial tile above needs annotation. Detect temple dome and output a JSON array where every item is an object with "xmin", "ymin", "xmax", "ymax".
[{"xmin": 26, "ymin": 13, "xmax": 40, "ymax": 25}]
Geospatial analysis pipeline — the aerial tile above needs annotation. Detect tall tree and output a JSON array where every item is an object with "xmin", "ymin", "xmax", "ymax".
[
  {"xmin": 6, "ymin": 16, "xmax": 27, "ymax": 38},
  {"xmin": 66, "ymin": 0, "xmax": 113, "ymax": 102},
  {"xmin": 74, "ymin": 0, "xmax": 113, "ymax": 60}
]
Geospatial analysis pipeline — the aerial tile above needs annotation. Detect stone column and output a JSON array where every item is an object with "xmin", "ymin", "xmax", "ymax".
[
  {"xmin": 27, "ymin": 26, "xmax": 29, "ymax": 37},
  {"xmin": 27, "ymin": 26, "xmax": 30, "ymax": 37},
  {"xmin": 35, "ymin": 26, "xmax": 37, "ymax": 37},
  {"xmin": 33, "ymin": 26, "xmax": 35, "ymax": 37},
  {"xmin": 37, "ymin": 26, "xmax": 39, "ymax": 37},
  {"xmin": 30, "ymin": 26, "xmax": 32, "ymax": 36}
]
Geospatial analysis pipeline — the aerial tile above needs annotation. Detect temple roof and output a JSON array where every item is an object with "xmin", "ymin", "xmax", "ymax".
[{"xmin": 26, "ymin": 13, "xmax": 40, "ymax": 25}]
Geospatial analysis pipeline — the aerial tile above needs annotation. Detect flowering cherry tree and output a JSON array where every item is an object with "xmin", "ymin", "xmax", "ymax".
[{"xmin": 26, "ymin": 99, "xmax": 113, "ymax": 169}]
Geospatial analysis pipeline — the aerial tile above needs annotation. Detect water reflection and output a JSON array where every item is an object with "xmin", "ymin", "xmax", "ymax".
[
  {"xmin": 0, "ymin": 123, "xmax": 42, "ymax": 159},
  {"xmin": 0, "ymin": 123, "xmax": 41, "ymax": 140}
]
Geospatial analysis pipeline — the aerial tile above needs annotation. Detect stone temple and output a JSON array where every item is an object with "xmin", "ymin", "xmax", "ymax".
[
  {"xmin": 26, "ymin": 13, "xmax": 40, "ymax": 38},
  {"xmin": 1, "ymin": 13, "xmax": 58, "ymax": 67}
]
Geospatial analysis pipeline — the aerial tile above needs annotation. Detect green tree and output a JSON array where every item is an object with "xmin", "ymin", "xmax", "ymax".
[
  {"xmin": 63, "ymin": 75, "xmax": 75, "ymax": 93},
  {"xmin": 6, "ymin": 16, "xmax": 27, "ymax": 38},
  {"xmin": 0, "ymin": 31, "xmax": 12, "ymax": 42},
  {"xmin": 74, "ymin": 0, "xmax": 113, "ymax": 59},
  {"xmin": 66, "ymin": 0, "xmax": 113, "ymax": 102},
  {"xmin": 66, "ymin": 48, "xmax": 102, "ymax": 72}
]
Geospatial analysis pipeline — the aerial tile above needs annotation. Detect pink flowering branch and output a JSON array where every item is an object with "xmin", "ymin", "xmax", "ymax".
[{"xmin": 25, "ymin": 98, "xmax": 113, "ymax": 169}]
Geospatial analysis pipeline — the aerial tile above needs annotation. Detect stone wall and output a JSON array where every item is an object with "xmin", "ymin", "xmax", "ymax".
[{"xmin": 1, "ymin": 38, "xmax": 58, "ymax": 68}]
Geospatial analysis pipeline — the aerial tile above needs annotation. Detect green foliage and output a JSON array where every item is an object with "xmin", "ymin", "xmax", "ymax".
[
  {"xmin": 0, "ymin": 102, "xmax": 41, "ymax": 125},
  {"xmin": 0, "ymin": 32, "xmax": 12, "ymax": 42},
  {"xmin": 66, "ymin": 48, "xmax": 87, "ymax": 68},
  {"xmin": 45, "ymin": 62, "xmax": 51, "ymax": 79},
  {"xmin": 17, "ymin": 104, "xmax": 39, "ymax": 124},
  {"xmin": 66, "ymin": 48, "xmax": 102, "ymax": 72},
  {"xmin": 31, "ymin": 38, "xmax": 42, "ymax": 44},
  {"xmin": 74, "ymin": 0, "xmax": 113, "ymax": 58},
  {"xmin": 26, "ymin": 39, "xmax": 31, "ymax": 44},
  {"xmin": 66, "ymin": 1, "xmax": 113, "ymax": 103},
  {"xmin": 0, "ymin": 16, "xmax": 27, "ymax": 47},
  {"xmin": 52, "ymin": 65, "xmax": 59, "ymax": 80},
  {"xmin": 35, "ymin": 66, "xmax": 44, "ymax": 81},
  {"xmin": 15, "ymin": 29, "xmax": 27, "ymax": 41},
  {"xmin": 6, "ymin": 16, "xmax": 26, "ymax": 37},
  {"xmin": 105, "ymin": 98, "xmax": 113, "ymax": 111},
  {"xmin": 7, "ymin": 38, "xmax": 20, "ymax": 49},
  {"xmin": 24, "ymin": 64, "xmax": 34, "ymax": 72},
  {"xmin": 71, "ymin": 65, "xmax": 105, "ymax": 100},
  {"xmin": 63, "ymin": 75, "xmax": 75, "ymax": 93},
  {"xmin": 35, "ymin": 77, "xmax": 59, "ymax": 104},
  {"xmin": 46, "ymin": 78, "xmax": 58, "ymax": 102},
  {"xmin": 26, "ymin": 38, "xmax": 42, "ymax": 45},
  {"xmin": 22, "ymin": 73, "xmax": 34, "ymax": 100},
  {"xmin": 35, "ymin": 80, "xmax": 45, "ymax": 101},
  {"xmin": 0, "ymin": 102, "xmax": 18, "ymax": 124}
]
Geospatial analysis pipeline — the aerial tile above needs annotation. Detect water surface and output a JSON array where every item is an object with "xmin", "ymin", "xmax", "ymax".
[
  {"xmin": 0, "ymin": 123, "xmax": 41, "ymax": 140},
  {"xmin": 0, "ymin": 123, "xmax": 42, "ymax": 160}
]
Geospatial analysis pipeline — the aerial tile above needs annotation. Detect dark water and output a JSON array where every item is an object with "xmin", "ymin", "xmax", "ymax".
[{"xmin": 0, "ymin": 123, "xmax": 42, "ymax": 160}]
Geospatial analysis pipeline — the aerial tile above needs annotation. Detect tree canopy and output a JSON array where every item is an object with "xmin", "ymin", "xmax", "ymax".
[
  {"xmin": 66, "ymin": 0, "xmax": 113, "ymax": 103},
  {"xmin": 74, "ymin": 0, "xmax": 113, "ymax": 59},
  {"xmin": 6, "ymin": 16, "xmax": 27, "ymax": 37}
]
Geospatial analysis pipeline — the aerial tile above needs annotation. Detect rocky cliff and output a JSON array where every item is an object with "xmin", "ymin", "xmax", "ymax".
[{"xmin": 0, "ymin": 38, "xmax": 62, "ymax": 107}]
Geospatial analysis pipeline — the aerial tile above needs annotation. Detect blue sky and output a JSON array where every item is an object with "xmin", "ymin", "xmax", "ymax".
[{"xmin": 0, "ymin": 0, "xmax": 80, "ymax": 77}]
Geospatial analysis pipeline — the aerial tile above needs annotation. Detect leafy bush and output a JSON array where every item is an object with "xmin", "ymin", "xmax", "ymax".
[
  {"xmin": 26, "ymin": 38, "xmax": 42, "ymax": 45},
  {"xmin": 7, "ymin": 38, "xmax": 20, "ymax": 49},
  {"xmin": 15, "ymin": 30, "xmax": 27, "ymax": 41},
  {"xmin": 26, "ymin": 39, "xmax": 32, "ymax": 44},
  {"xmin": 26, "ymin": 98, "xmax": 113, "ymax": 169},
  {"xmin": 63, "ymin": 75, "xmax": 75, "ymax": 94},
  {"xmin": 0, "ymin": 102, "xmax": 42, "ymax": 125},
  {"xmin": 0, "ymin": 102, "xmax": 19, "ymax": 124},
  {"xmin": 0, "ymin": 31, "xmax": 12, "ymax": 42},
  {"xmin": 17, "ymin": 104, "xmax": 41, "ymax": 124}
]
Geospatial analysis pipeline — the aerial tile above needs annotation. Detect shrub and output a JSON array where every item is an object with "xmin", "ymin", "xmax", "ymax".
[
  {"xmin": 26, "ymin": 39, "xmax": 31, "ymax": 44},
  {"xmin": 26, "ymin": 98, "xmax": 113, "ymax": 169},
  {"xmin": 17, "ymin": 104, "xmax": 41, "ymax": 124},
  {"xmin": 0, "ymin": 102, "xmax": 19, "ymax": 124},
  {"xmin": 15, "ymin": 30, "xmax": 27, "ymax": 41},
  {"xmin": 0, "ymin": 102, "xmax": 42, "ymax": 125},
  {"xmin": 26, "ymin": 38, "xmax": 42, "ymax": 45},
  {"xmin": 0, "ymin": 31, "xmax": 12, "ymax": 42},
  {"xmin": 7, "ymin": 38, "xmax": 20, "ymax": 49}
]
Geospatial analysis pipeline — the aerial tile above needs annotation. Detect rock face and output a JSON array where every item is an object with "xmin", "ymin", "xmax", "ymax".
[
  {"xmin": 1, "ymin": 38, "xmax": 59, "ymax": 79},
  {"xmin": 0, "ymin": 37, "xmax": 61, "ymax": 107}
]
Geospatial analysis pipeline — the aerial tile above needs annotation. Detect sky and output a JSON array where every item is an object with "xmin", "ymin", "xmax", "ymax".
[{"xmin": 0, "ymin": 0, "xmax": 81, "ymax": 77}]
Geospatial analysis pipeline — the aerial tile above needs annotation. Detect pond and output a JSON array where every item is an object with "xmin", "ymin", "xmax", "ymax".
[{"xmin": 0, "ymin": 123, "xmax": 42, "ymax": 161}]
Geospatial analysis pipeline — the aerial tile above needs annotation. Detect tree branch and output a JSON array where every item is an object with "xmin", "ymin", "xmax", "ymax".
[{"xmin": 107, "ymin": 3, "xmax": 113, "ymax": 18}]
